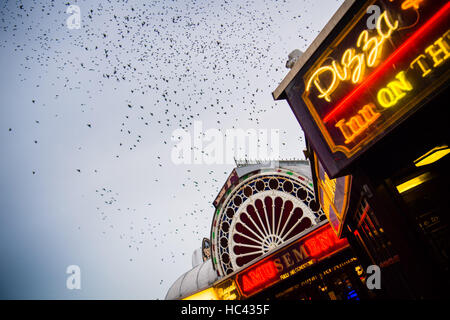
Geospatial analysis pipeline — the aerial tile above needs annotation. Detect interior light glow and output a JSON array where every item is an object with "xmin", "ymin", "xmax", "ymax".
[
  {"xmin": 396, "ymin": 172, "xmax": 432, "ymax": 193},
  {"xmin": 414, "ymin": 145, "xmax": 450, "ymax": 167}
]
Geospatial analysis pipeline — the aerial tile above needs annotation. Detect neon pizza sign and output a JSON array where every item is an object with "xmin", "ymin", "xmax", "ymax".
[{"xmin": 302, "ymin": 0, "xmax": 450, "ymax": 161}]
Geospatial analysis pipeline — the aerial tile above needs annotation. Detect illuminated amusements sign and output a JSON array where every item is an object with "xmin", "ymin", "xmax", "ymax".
[
  {"xmin": 235, "ymin": 224, "xmax": 349, "ymax": 297},
  {"xmin": 302, "ymin": 0, "xmax": 450, "ymax": 160}
]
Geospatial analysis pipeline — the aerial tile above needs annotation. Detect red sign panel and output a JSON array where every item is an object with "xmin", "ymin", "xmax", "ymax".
[
  {"xmin": 235, "ymin": 223, "xmax": 349, "ymax": 297},
  {"xmin": 298, "ymin": 0, "xmax": 450, "ymax": 176}
]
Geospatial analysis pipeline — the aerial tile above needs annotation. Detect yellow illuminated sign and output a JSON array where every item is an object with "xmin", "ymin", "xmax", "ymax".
[
  {"xmin": 305, "ymin": 10, "xmax": 398, "ymax": 102},
  {"xmin": 401, "ymin": 0, "xmax": 425, "ymax": 10},
  {"xmin": 414, "ymin": 145, "xmax": 450, "ymax": 167},
  {"xmin": 215, "ymin": 279, "xmax": 240, "ymax": 300},
  {"xmin": 335, "ymin": 103, "xmax": 380, "ymax": 144},
  {"xmin": 182, "ymin": 279, "xmax": 241, "ymax": 300},
  {"xmin": 183, "ymin": 278, "xmax": 241, "ymax": 300},
  {"xmin": 314, "ymin": 154, "xmax": 352, "ymax": 236},
  {"xmin": 396, "ymin": 172, "xmax": 432, "ymax": 193},
  {"xmin": 300, "ymin": 0, "xmax": 450, "ymax": 166},
  {"xmin": 376, "ymin": 71, "xmax": 413, "ymax": 108},
  {"xmin": 410, "ymin": 30, "xmax": 450, "ymax": 78},
  {"xmin": 182, "ymin": 287, "xmax": 218, "ymax": 300},
  {"xmin": 424, "ymin": 30, "xmax": 450, "ymax": 67},
  {"xmin": 335, "ymin": 71, "xmax": 413, "ymax": 145}
]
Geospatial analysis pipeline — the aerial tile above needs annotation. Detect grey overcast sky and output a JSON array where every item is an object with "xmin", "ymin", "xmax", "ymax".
[{"xmin": 0, "ymin": 0, "xmax": 343, "ymax": 299}]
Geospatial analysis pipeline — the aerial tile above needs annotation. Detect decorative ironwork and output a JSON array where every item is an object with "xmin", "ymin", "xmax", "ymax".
[{"xmin": 211, "ymin": 169, "xmax": 325, "ymax": 277}]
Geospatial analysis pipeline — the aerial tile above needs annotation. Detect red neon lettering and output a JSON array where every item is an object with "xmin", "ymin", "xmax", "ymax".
[
  {"xmin": 242, "ymin": 274, "xmax": 253, "ymax": 292},
  {"xmin": 248, "ymin": 270, "xmax": 263, "ymax": 286},
  {"xmin": 304, "ymin": 228, "xmax": 341, "ymax": 257},
  {"xmin": 319, "ymin": 234, "xmax": 335, "ymax": 250},
  {"xmin": 304, "ymin": 239, "xmax": 320, "ymax": 256},
  {"xmin": 260, "ymin": 260, "xmax": 277, "ymax": 278},
  {"xmin": 240, "ymin": 260, "xmax": 277, "ymax": 294},
  {"xmin": 237, "ymin": 225, "xmax": 348, "ymax": 297}
]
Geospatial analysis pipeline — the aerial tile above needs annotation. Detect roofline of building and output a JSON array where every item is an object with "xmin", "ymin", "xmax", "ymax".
[
  {"xmin": 272, "ymin": 0, "xmax": 356, "ymax": 101},
  {"xmin": 212, "ymin": 160, "xmax": 310, "ymax": 208}
]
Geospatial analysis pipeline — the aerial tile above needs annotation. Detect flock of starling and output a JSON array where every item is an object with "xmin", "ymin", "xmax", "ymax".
[{"xmin": 1, "ymin": 0, "xmax": 343, "ymax": 298}]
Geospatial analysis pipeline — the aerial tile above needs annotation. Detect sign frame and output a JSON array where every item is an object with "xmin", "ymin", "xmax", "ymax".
[{"xmin": 280, "ymin": 0, "xmax": 450, "ymax": 177}]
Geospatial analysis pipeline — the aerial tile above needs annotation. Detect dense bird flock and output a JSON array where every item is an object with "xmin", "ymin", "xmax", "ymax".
[{"xmin": 0, "ymin": 0, "xmax": 342, "ymax": 298}]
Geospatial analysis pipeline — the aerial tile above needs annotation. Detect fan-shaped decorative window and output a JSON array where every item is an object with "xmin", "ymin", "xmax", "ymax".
[{"xmin": 211, "ymin": 170, "xmax": 325, "ymax": 277}]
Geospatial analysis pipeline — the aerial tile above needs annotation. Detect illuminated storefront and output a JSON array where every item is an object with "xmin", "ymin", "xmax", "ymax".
[
  {"xmin": 274, "ymin": 0, "xmax": 449, "ymax": 298},
  {"xmin": 179, "ymin": 221, "xmax": 373, "ymax": 301},
  {"xmin": 168, "ymin": 161, "xmax": 376, "ymax": 300},
  {"xmin": 231, "ymin": 222, "xmax": 364, "ymax": 300}
]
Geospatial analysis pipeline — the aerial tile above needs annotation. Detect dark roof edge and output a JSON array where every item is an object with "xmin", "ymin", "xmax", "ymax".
[{"xmin": 272, "ymin": 0, "xmax": 356, "ymax": 100}]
